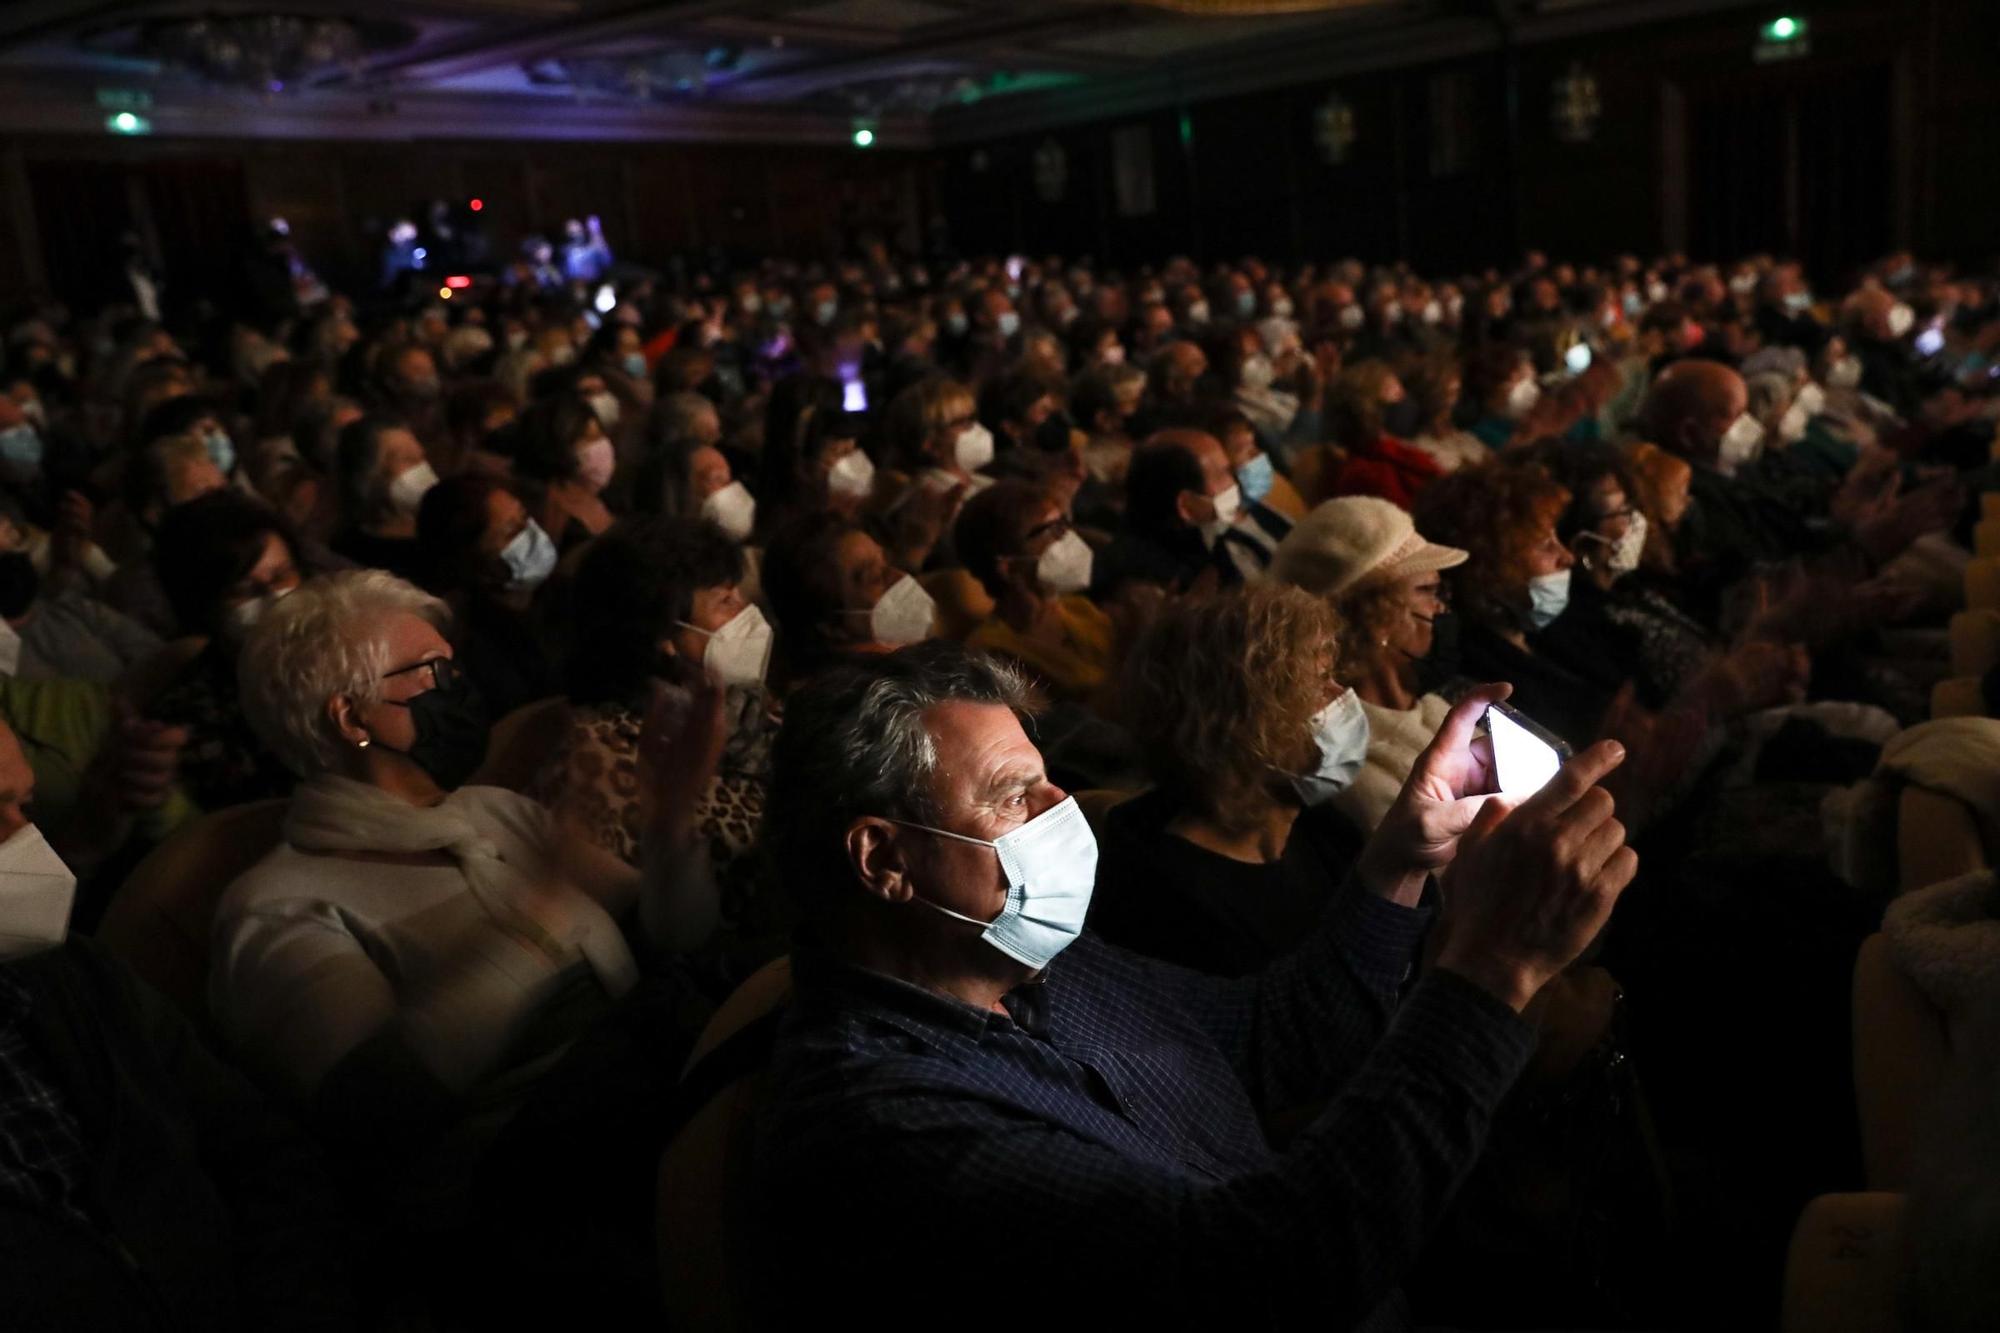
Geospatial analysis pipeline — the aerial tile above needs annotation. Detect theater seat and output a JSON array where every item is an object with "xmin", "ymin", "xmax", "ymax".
[
  {"xmin": 94, "ymin": 798, "xmax": 289, "ymax": 1019},
  {"xmin": 1947, "ymin": 610, "xmax": 2000, "ymax": 679},
  {"xmin": 470, "ymin": 696, "xmax": 571, "ymax": 792},
  {"xmin": 1852, "ymin": 934, "xmax": 1950, "ymax": 1190},
  {"xmin": 1929, "ymin": 675, "xmax": 1988, "ymax": 719},
  {"xmin": 656, "ymin": 956, "xmax": 793, "ymax": 1333},
  {"xmin": 1897, "ymin": 785, "xmax": 1988, "ymax": 894},
  {"xmin": 1964, "ymin": 556, "xmax": 2000, "ymax": 614},
  {"xmin": 1781, "ymin": 1192, "xmax": 1906, "ymax": 1333}
]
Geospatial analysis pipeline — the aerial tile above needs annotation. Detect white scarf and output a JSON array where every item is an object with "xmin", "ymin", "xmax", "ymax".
[{"xmin": 284, "ymin": 774, "xmax": 638, "ymax": 995}]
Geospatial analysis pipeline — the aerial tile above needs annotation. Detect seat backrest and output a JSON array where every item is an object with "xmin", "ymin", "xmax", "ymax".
[
  {"xmin": 658, "ymin": 957, "xmax": 793, "ymax": 1333},
  {"xmin": 470, "ymin": 696, "xmax": 572, "ymax": 792},
  {"xmin": 1898, "ymin": 785, "xmax": 1989, "ymax": 895},
  {"xmin": 1780, "ymin": 1192, "xmax": 1907, "ymax": 1333},
  {"xmin": 1852, "ymin": 933, "xmax": 1950, "ymax": 1191},
  {"xmin": 1947, "ymin": 610, "xmax": 2000, "ymax": 679},
  {"xmin": 94, "ymin": 798, "xmax": 289, "ymax": 1017},
  {"xmin": 1966, "ymin": 557, "xmax": 2000, "ymax": 615},
  {"xmin": 1930, "ymin": 675, "xmax": 1988, "ymax": 720}
]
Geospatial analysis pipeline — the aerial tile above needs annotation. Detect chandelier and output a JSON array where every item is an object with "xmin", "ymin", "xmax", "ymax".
[
  {"xmin": 80, "ymin": 14, "xmax": 416, "ymax": 93},
  {"xmin": 828, "ymin": 75, "xmax": 982, "ymax": 118},
  {"xmin": 1550, "ymin": 62, "xmax": 1601, "ymax": 143},
  {"xmin": 525, "ymin": 47, "xmax": 743, "ymax": 101}
]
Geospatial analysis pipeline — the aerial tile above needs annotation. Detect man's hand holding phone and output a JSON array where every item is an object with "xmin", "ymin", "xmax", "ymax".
[{"xmin": 1434, "ymin": 736, "xmax": 1637, "ymax": 1013}]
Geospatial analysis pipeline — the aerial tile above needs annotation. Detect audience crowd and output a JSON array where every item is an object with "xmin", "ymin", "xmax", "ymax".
[{"xmin": 1, "ymin": 234, "xmax": 1998, "ymax": 1330}]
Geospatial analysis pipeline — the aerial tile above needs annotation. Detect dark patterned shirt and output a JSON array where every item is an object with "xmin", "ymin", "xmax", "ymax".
[
  {"xmin": 0, "ymin": 967, "xmax": 90, "ymax": 1226},
  {"xmin": 754, "ymin": 880, "xmax": 1535, "ymax": 1330}
]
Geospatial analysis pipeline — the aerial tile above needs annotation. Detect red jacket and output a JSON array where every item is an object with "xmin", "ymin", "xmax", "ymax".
[{"xmin": 1329, "ymin": 433, "xmax": 1445, "ymax": 510}]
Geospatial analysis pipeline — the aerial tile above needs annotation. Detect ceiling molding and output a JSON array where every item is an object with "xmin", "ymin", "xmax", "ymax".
[
  {"xmin": 929, "ymin": 0, "xmax": 1768, "ymax": 142},
  {"xmin": 0, "ymin": 72, "xmax": 931, "ymax": 147}
]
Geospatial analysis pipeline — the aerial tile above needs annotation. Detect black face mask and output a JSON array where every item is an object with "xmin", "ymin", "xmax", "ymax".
[
  {"xmin": 1034, "ymin": 412, "xmax": 1074, "ymax": 454},
  {"xmin": 1382, "ymin": 398, "xmax": 1423, "ymax": 439},
  {"xmin": 0, "ymin": 551, "xmax": 37, "ymax": 620},
  {"xmin": 375, "ymin": 659, "xmax": 491, "ymax": 791}
]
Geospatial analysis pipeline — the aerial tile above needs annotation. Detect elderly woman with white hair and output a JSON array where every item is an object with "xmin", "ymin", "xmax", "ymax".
[{"xmin": 207, "ymin": 568, "xmax": 721, "ymax": 1220}]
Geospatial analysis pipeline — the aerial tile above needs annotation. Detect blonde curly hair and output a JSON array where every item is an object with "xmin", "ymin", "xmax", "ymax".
[{"xmin": 1123, "ymin": 584, "xmax": 1344, "ymax": 835}]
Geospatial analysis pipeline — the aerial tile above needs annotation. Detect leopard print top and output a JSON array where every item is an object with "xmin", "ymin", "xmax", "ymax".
[{"xmin": 527, "ymin": 684, "xmax": 782, "ymax": 945}]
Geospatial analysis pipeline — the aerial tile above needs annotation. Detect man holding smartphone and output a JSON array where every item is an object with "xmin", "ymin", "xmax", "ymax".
[{"xmin": 752, "ymin": 643, "xmax": 1635, "ymax": 1329}]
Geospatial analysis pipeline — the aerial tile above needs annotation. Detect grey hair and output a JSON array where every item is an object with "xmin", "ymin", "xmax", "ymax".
[
  {"xmin": 764, "ymin": 642, "xmax": 1037, "ymax": 919},
  {"xmin": 1744, "ymin": 371, "xmax": 1796, "ymax": 424},
  {"xmin": 238, "ymin": 569, "xmax": 451, "ymax": 777},
  {"xmin": 653, "ymin": 391, "xmax": 719, "ymax": 446}
]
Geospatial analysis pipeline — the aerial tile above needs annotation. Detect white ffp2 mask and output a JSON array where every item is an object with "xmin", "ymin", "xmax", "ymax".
[{"xmin": 0, "ymin": 823, "xmax": 76, "ymax": 959}]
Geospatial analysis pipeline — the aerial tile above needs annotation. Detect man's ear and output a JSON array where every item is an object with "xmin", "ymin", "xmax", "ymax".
[
  {"xmin": 1175, "ymin": 488, "xmax": 1203, "ymax": 526},
  {"xmin": 847, "ymin": 817, "xmax": 913, "ymax": 905}
]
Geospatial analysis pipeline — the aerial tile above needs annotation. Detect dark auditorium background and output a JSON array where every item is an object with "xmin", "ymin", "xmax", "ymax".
[{"xmin": 0, "ymin": 0, "xmax": 1994, "ymax": 306}]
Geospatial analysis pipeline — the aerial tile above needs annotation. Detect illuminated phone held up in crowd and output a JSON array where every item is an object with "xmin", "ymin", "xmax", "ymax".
[{"xmin": 1482, "ymin": 702, "xmax": 1572, "ymax": 801}]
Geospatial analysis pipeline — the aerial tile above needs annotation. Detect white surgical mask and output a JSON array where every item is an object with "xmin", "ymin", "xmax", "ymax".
[
  {"xmin": 954, "ymin": 422, "xmax": 995, "ymax": 473},
  {"xmin": 1886, "ymin": 302, "xmax": 1916, "ymax": 339},
  {"xmin": 1338, "ymin": 304, "xmax": 1366, "ymax": 331},
  {"xmin": 1271, "ymin": 297, "xmax": 1295, "ymax": 319},
  {"xmin": 1289, "ymin": 689, "xmax": 1371, "ymax": 806},
  {"xmin": 587, "ymin": 391, "xmax": 621, "ymax": 429},
  {"xmin": 388, "ymin": 460, "xmax": 439, "ymax": 517},
  {"xmin": 1526, "ymin": 567, "xmax": 1571, "ymax": 630},
  {"xmin": 1794, "ymin": 382, "xmax": 1826, "ymax": 417},
  {"xmin": 1239, "ymin": 353, "xmax": 1275, "ymax": 391},
  {"xmin": 700, "ymin": 480, "xmax": 757, "ymax": 541},
  {"xmin": 576, "ymin": 437, "xmax": 617, "ymax": 492},
  {"xmin": 1421, "ymin": 300, "xmax": 1443, "ymax": 325},
  {"xmin": 677, "ymin": 603, "xmax": 773, "ymax": 687},
  {"xmin": 1034, "ymin": 530, "xmax": 1093, "ymax": 595},
  {"xmin": 1716, "ymin": 412, "xmax": 1765, "ymax": 475},
  {"xmin": 0, "ymin": 822, "xmax": 76, "ymax": 959},
  {"xmin": 500, "ymin": 519, "xmax": 558, "ymax": 590},
  {"xmin": 1827, "ymin": 357, "xmax": 1863, "ymax": 390},
  {"xmin": 1099, "ymin": 343, "xmax": 1126, "ymax": 366},
  {"xmin": 1609, "ymin": 512, "xmax": 1647, "ymax": 575},
  {"xmin": 1505, "ymin": 376, "xmax": 1541, "ymax": 420},
  {"xmin": 895, "ymin": 795, "xmax": 1097, "ymax": 971},
  {"xmin": 1646, "ymin": 280, "xmax": 1669, "ymax": 304},
  {"xmin": 827, "ymin": 448, "xmax": 875, "ymax": 500},
  {"xmin": 867, "ymin": 574, "xmax": 934, "ymax": 645},
  {"xmin": 1779, "ymin": 401, "xmax": 1810, "ymax": 443},
  {"xmin": 997, "ymin": 310, "xmax": 1022, "ymax": 339},
  {"xmin": 1185, "ymin": 302, "xmax": 1210, "ymax": 326},
  {"xmin": 224, "ymin": 583, "xmax": 293, "ymax": 640},
  {"xmin": 1199, "ymin": 482, "xmax": 1242, "ymax": 546}
]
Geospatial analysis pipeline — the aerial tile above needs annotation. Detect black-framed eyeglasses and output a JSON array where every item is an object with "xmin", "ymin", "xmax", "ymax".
[{"xmin": 380, "ymin": 656, "xmax": 458, "ymax": 696}]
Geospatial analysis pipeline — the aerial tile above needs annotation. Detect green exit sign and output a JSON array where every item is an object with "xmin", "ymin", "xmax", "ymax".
[
  {"xmin": 94, "ymin": 88, "xmax": 153, "ymax": 112},
  {"xmin": 1754, "ymin": 15, "xmax": 1810, "ymax": 62}
]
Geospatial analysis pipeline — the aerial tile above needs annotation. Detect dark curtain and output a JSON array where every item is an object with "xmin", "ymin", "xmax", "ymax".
[
  {"xmin": 1688, "ymin": 85, "xmax": 1789, "ymax": 262},
  {"xmin": 138, "ymin": 157, "xmax": 253, "ymax": 319},
  {"xmin": 1795, "ymin": 73, "xmax": 1890, "ymax": 280},
  {"xmin": 26, "ymin": 161, "xmax": 134, "ymax": 312},
  {"xmin": 1688, "ymin": 63, "xmax": 1890, "ymax": 275}
]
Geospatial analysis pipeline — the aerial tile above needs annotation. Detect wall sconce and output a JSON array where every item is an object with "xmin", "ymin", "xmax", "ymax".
[
  {"xmin": 1314, "ymin": 92, "xmax": 1356, "ymax": 165},
  {"xmin": 1551, "ymin": 62, "xmax": 1601, "ymax": 143},
  {"xmin": 1033, "ymin": 137, "xmax": 1068, "ymax": 202}
]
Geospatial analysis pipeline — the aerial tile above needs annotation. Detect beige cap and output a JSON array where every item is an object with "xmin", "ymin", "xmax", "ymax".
[{"xmin": 1270, "ymin": 496, "xmax": 1467, "ymax": 599}]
